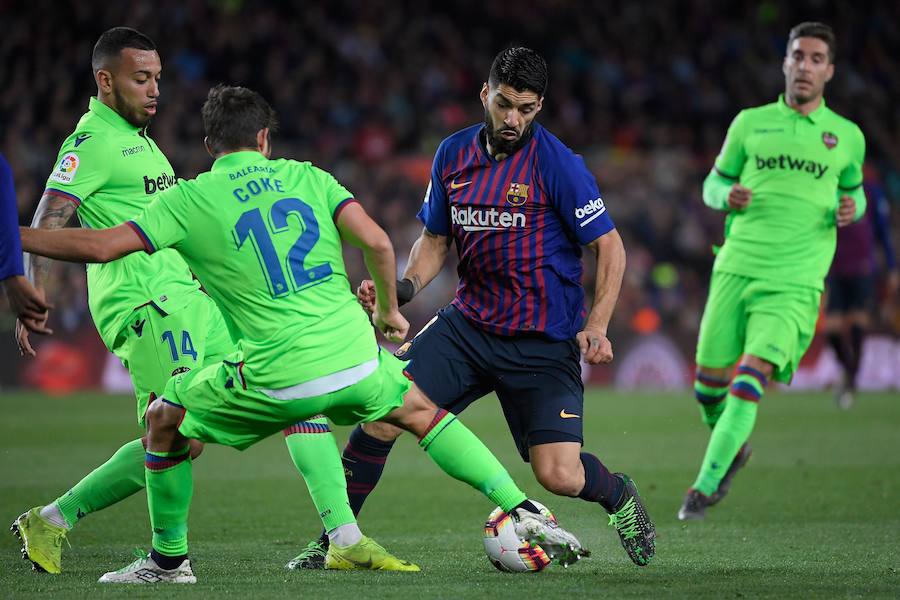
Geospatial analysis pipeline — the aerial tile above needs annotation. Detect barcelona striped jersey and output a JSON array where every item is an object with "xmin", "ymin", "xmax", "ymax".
[{"xmin": 418, "ymin": 123, "xmax": 615, "ymax": 341}]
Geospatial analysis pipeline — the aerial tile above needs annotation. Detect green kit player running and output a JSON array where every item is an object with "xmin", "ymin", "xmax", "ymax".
[
  {"xmin": 20, "ymin": 85, "xmax": 586, "ymax": 584},
  {"xmin": 679, "ymin": 22, "xmax": 867, "ymax": 520},
  {"xmin": 11, "ymin": 28, "xmax": 349, "ymax": 574}
]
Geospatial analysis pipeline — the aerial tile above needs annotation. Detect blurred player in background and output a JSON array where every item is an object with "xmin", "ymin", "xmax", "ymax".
[
  {"xmin": 681, "ymin": 22, "xmax": 867, "ymax": 520},
  {"xmin": 289, "ymin": 46, "xmax": 655, "ymax": 570},
  {"xmin": 9, "ymin": 27, "xmax": 339, "ymax": 575},
  {"xmin": 0, "ymin": 151, "xmax": 53, "ymax": 333},
  {"xmin": 20, "ymin": 84, "xmax": 586, "ymax": 584},
  {"xmin": 824, "ymin": 166, "xmax": 897, "ymax": 409}
]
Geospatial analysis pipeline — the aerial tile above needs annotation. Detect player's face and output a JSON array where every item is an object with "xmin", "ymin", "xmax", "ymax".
[
  {"xmin": 106, "ymin": 49, "xmax": 162, "ymax": 128},
  {"xmin": 782, "ymin": 37, "xmax": 833, "ymax": 105},
  {"xmin": 480, "ymin": 83, "xmax": 543, "ymax": 156}
]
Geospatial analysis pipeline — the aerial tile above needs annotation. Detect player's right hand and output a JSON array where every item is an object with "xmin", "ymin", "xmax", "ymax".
[
  {"xmin": 373, "ymin": 307, "xmax": 409, "ymax": 343},
  {"xmin": 356, "ymin": 279, "xmax": 377, "ymax": 314},
  {"xmin": 727, "ymin": 184, "xmax": 752, "ymax": 210},
  {"xmin": 3, "ymin": 276, "xmax": 52, "ymax": 330}
]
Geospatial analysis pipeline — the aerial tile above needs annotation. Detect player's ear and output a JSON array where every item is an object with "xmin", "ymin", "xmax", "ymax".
[
  {"xmin": 825, "ymin": 62, "xmax": 834, "ymax": 83},
  {"xmin": 203, "ymin": 136, "xmax": 214, "ymax": 159},
  {"xmin": 96, "ymin": 69, "xmax": 113, "ymax": 95},
  {"xmin": 480, "ymin": 83, "xmax": 489, "ymax": 108},
  {"xmin": 257, "ymin": 128, "xmax": 271, "ymax": 158},
  {"xmin": 535, "ymin": 96, "xmax": 544, "ymax": 115}
]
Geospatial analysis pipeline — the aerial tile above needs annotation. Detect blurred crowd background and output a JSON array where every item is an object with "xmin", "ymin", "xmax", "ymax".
[{"xmin": 1, "ymin": 0, "xmax": 898, "ymax": 391}]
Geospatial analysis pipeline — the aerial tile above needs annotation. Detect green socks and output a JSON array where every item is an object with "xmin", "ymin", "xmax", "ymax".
[
  {"xmin": 54, "ymin": 438, "xmax": 147, "ymax": 528},
  {"xmin": 145, "ymin": 447, "xmax": 193, "ymax": 557},
  {"xmin": 693, "ymin": 367, "xmax": 765, "ymax": 496},
  {"xmin": 418, "ymin": 410, "xmax": 526, "ymax": 512},
  {"xmin": 283, "ymin": 417, "xmax": 355, "ymax": 531},
  {"xmin": 695, "ymin": 372, "xmax": 729, "ymax": 429}
]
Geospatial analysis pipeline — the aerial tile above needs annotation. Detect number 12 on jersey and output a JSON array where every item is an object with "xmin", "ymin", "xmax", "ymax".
[{"xmin": 233, "ymin": 197, "xmax": 333, "ymax": 298}]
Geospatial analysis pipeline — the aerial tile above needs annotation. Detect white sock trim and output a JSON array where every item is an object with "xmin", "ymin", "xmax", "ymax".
[
  {"xmin": 328, "ymin": 523, "xmax": 362, "ymax": 548},
  {"xmin": 39, "ymin": 502, "xmax": 71, "ymax": 530}
]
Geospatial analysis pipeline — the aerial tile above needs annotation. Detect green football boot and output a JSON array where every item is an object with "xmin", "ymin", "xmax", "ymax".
[
  {"xmin": 10, "ymin": 507, "xmax": 68, "ymax": 574},
  {"xmin": 324, "ymin": 535, "xmax": 420, "ymax": 571},
  {"xmin": 607, "ymin": 475, "xmax": 656, "ymax": 566}
]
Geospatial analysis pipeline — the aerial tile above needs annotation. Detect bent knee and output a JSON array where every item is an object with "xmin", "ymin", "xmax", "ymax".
[
  {"xmin": 145, "ymin": 397, "xmax": 183, "ymax": 430},
  {"xmin": 188, "ymin": 439, "xmax": 204, "ymax": 459},
  {"xmin": 533, "ymin": 464, "xmax": 583, "ymax": 497},
  {"xmin": 381, "ymin": 383, "xmax": 441, "ymax": 436}
]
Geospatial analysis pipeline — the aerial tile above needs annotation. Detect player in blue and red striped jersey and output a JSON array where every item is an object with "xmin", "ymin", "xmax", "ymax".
[
  {"xmin": 288, "ymin": 47, "xmax": 655, "ymax": 570},
  {"xmin": 825, "ymin": 167, "xmax": 898, "ymax": 408}
]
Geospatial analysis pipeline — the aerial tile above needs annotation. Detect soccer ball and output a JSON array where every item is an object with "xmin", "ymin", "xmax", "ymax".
[{"xmin": 482, "ymin": 501, "xmax": 554, "ymax": 573}]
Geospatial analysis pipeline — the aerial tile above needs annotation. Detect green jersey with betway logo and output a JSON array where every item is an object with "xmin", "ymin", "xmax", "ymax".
[
  {"xmin": 711, "ymin": 95, "xmax": 865, "ymax": 289},
  {"xmin": 130, "ymin": 151, "xmax": 377, "ymax": 389},
  {"xmin": 44, "ymin": 97, "xmax": 199, "ymax": 347}
]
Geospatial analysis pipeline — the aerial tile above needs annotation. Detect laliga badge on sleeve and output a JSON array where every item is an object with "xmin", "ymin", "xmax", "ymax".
[{"xmin": 49, "ymin": 152, "xmax": 80, "ymax": 184}]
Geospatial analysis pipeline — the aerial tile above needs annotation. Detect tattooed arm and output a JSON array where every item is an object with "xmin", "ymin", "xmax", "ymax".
[
  {"xmin": 400, "ymin": 227, "xmax": 451, "ymax": 298},
  {"xmin": 16, "ymin": 192, "xmax": 77, "ymax": 356}
]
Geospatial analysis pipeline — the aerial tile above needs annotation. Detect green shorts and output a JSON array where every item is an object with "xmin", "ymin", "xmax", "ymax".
[
  {"xmin": 695, "ymin": 271, "xmax": 822, "ymax": 383},
  {"xmin": 111, "ymin": 291, "xmax": 236, "ymax": 425},
  {"xmin": 162, "ymin": 349, "xmax": 409, "ymax": 451}
]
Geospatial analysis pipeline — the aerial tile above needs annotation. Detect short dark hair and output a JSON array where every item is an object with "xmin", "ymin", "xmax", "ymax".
[
  {"xmin": 787, "ymin": 22, "xmax": 836, "ymax": 63},
  {"xmin": 91, "ymin": 27, "xmax": 156, "ymax": 72},
  {"xmin": 488, "ymin": 47, "xmax": 548, "ymax": 97},
  {"xmin": 202, "ymin": 85, "xmax": 279, "ymax": 155}
]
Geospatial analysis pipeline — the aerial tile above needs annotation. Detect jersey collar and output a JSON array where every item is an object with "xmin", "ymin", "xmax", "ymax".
[
  {"xmin": 211, "ymin": 150, "xmax": 267, "ymax": 172},
  {"xmin": 88, "ymin": 97, "xmax": 142, "ymax": 133},
  {"xmin": 777, "ymin": 94, "xmax": 828, "ymax": 123}
]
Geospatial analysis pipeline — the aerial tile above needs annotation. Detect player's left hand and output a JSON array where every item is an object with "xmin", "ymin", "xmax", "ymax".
[
  {"xmin": 577, "ymin": 327, "xmax": 613, "ymax": 365},
  {"xmin": 373, "ymin": 307, "xmax": 409, "ymax": 343},
  {"xmin": 836, "ymin": 195, "xmax": 856, "ymax": 227}
]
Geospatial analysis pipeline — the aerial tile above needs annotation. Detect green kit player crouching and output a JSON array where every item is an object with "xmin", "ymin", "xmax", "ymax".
[
  {"xmin": 21, "ymin": 85, "xmax": 587, "ymax": 584},
  {"xmin": 680, "ymin": 22, "xmax": 867, "ymax": 520}
]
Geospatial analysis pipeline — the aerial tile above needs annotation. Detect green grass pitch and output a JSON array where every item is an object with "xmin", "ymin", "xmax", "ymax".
[{"xmin": 1, "ymin": 389, "xmax": 898, "ymax": 598}]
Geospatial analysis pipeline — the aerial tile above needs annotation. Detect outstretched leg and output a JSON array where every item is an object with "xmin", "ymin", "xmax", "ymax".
[{"xmin": 378, "ymin": 383, "xmax": 588, "ymax": 566}]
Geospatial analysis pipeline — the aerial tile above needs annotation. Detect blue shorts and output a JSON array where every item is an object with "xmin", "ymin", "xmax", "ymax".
[
  {"xmin": 398, "ymin": 305, "xmax": 584, "ymax": 462},
  {"xmin": 826, "ymin": 274, "xmax": 874, "ymax": 313}
]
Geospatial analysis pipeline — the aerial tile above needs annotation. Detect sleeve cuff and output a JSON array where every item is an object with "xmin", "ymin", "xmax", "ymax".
[
  {"xmin": 44, "ymin": 188, "xmax": 82, "ymax": 206},
  {"xmin": 126, "ymin": 221, "xmax": 157, "ymax": 253},
  {"xmin": 713, "ymin": 166, "xmax": 739, "ymax": 181},
  {"xmin": 332, "ymin": 197, "xmax": 359, "ymax": 221}
]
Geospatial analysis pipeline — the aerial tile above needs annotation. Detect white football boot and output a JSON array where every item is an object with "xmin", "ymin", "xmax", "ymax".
[
  {"xmin": 98, "ymin": 550, "xmax": 196, "ymax": 584},
  {"xmin": 512, "ymin": 507, "xmax": 590, "ymax": 566}
]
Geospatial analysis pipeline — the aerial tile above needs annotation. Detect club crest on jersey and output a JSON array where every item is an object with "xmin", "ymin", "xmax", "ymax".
[
  {"xmin": 506, "ymin": 182, "xmax": 529, "ymax": 206},
  {"xmin": 49, "ymin": 152, "xmax": 79, "ymax": 184},
  {"xmin": 822, "ymin": 131, "xmax": 838, "ymax": 150}
]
